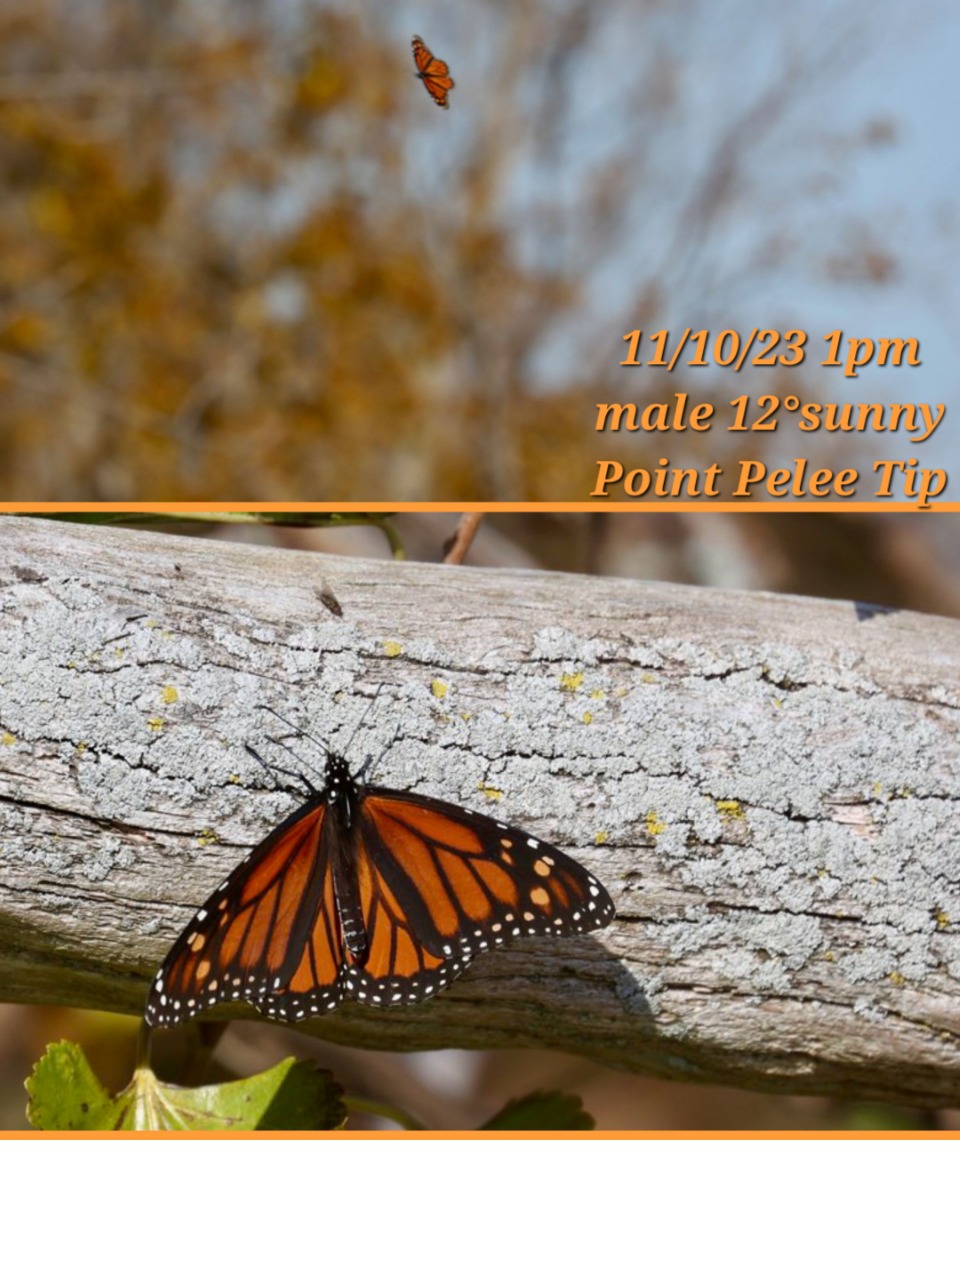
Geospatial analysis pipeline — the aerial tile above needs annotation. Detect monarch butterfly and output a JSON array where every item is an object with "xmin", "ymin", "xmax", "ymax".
[
  {"xmin": 411, "ymin": 34, "xmax": 455, "ymax": 109},
  {"xmin": 144, "ymin": 747, "xmax": 615, "ymax": 1027}
]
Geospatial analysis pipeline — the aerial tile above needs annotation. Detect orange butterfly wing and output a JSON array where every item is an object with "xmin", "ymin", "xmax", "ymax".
[
  {"xmin": 411, "ymin": 34, "xmax": 455, "ymax": 109},
  {"xmin": 343, "ymin": 791, "xmax": 615, "ymax": 1006},
  {"xmin": 144, "ymin": 797, "xmax": 347, "ymax": 1026}
]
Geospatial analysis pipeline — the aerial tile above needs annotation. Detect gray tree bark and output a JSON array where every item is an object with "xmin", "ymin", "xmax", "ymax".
[{"xmin": 1, "ymin": 516, "xmax": 959, "ymax": 1107}]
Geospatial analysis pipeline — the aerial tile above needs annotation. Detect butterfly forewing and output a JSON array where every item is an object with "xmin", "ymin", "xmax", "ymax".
[{"xmin": 365, "ymin": 793, "xmax": 614, "ymax": 951}]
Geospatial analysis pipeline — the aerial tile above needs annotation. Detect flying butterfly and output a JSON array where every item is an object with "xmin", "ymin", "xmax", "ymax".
[
  {"xmin": 144, "ymin": 739, "xmax": 615, "ymax": 1027},
  {"xmin": 411, "ymin": 34, "xmax": 455, "ymax": 109}
]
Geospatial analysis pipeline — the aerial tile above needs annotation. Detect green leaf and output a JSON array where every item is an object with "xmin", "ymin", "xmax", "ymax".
[
  {"xmin": 26, "ymin": 1042, "xmax": 346, "ymax": 1131},
  {"xmin": 481, "ymin": 1090, "xmax": 596, "ymax": 1131},
  {"xmin": 842, "ymin": 1102, "xmax": 927, "ymax": 1131},
  {"xmin": 26, "ymin": 1041, "xmax": 123, "ymax": 1130}
]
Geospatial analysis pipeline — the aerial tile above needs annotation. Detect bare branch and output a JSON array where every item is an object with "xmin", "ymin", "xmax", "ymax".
[{"xmin": 442, "ymin": 513, "xmax": 485, "ymax": 564}]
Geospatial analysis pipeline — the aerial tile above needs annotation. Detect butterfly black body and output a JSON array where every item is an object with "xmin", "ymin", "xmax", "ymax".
[{"xmin": 145, "ymin": 750, "xmax": 615, "ymax": 1028}]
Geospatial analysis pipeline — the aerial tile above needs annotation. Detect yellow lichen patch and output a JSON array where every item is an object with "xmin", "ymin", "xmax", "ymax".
[
  {"xmin": 382, "ymin": 640, "xmax": 403, "ymax": 657},
  {"xmin": 641, "ymin": 674, "xmax": 657, "ymax": 685},
  {"xmin": 229, "ymin": 774, "xmax": 241, "ymax": 785},
  {"xmin": 1, "ymin": 732, "xmax": 15, "ymax": 747},
  {"xmin": 431, "ymin": 679, "xmax": 448, "ymax": 699},
  {"xmin": 817, "ymin": 868, "xmax": 827, "ymax": 879},
  {"xmin": 935, "ymin": 910, "xmax": 951, "ymax": 930},
  {"xmin": 889, "ymin": 971, "xmax": 906, "ymax": 988},
  {"xmin": 581, "ymin": 711, "xmax": 593, "ymax": 725},
  {"xmin": 75, "ymin": 742, "xmax": 87, "ymax": 756},
  {"xmin": 716, "ymin": 799, "xmax": 745, "ymax": 823},
  {"xmin": 588, "ymin": 688, "xmax": 605, "ymax": 700},
  {"xmin": 460, "ymin": 712, "xmax": 472, "ymax": 722},
  {"xmin": 197, "ymin": 829, "xmax": 219, "ymax": 846},
  {"xmin": 147, "ymin": 716, "xmax": 164, "ymax": 733},
  {"xmin": 115, "ymin": 647, "xmax": 125, "ymax": 657},
  {"xmin": 161, "ymin": 685, "xmax": 179, "ymax": 705},
  {"xmin": 824, "ymin": 951, "xmax": 836, "ymax": 963},
  {"xmin": 613, "ymin": 686, "xmax": 628, "ymax": 697},
  {"xmin": 872, "ymin": 781, "xmax": 883, "ymax": 797},
  {"xmin": 772, "ymin": 697, "xmax": 783, "ymax": 710},
  {"xmin": 145, "ymin": 619, "xmax": 160, "ymax": 629},
  {"xmin": 477, "ymin": 782, "xmax": 503, "ymax": 803},
  {"xmin": 645, "ymin": 812, "xmax": 665, "ymax": 837},
  {"xmin": 559, "ymin": 672, "xmax": 583, "ymax": 692},
  {"xmin": 594, "ymin": 831, "xmax": 609, "ymax": 846}
]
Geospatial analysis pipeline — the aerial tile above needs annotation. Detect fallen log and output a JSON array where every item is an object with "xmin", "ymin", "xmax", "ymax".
[{"xmin": 1, "ymin": 515, "xmax": 958, "ymax": 1106}]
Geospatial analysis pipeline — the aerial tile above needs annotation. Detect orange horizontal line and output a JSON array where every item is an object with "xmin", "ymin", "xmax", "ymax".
[
  {"xmin": 0, "ymin": 502, "xmax": 957, "ymax": 515},
  {"xmin": 3, "ymin": 1129, "xmax": 957, "ymax": 1140}
]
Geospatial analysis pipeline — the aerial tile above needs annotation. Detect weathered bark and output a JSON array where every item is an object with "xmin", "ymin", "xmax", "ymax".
[{"xmin": 1, "ymin": 515, "xmax": 959, "ymax": 1106}]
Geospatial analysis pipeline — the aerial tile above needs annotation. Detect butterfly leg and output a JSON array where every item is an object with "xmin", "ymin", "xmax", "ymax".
[{"xmin": 244, "ymin": 742, "xmax": 317, "ymax": 795}]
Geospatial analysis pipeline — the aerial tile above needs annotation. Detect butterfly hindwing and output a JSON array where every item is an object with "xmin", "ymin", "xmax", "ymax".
[
  {"xmin": 252, "ymin": 810, "xmax": 349, "ymax": 1020},
  {"xmin": 340, "ymin": 820, "xmax": 457, "ymax": 1007}
]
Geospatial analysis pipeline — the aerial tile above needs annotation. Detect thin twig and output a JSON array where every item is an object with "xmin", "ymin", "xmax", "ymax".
[{"xmin": 442, "ymin": 513, "xmax": 485, "ymax": 564}]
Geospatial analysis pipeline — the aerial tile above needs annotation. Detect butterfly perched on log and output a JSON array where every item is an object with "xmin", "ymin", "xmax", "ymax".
[
  {"xmin": 144, "ymin": 746, "xmax": 615, "ymax": 1027},
  {"xmin": 411, "ymin": 34, "xmax": 455, "ymax": 109}
]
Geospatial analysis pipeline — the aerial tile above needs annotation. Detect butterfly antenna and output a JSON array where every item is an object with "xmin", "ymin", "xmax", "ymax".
[
  {"xmin": 345, "ymin": 683, "xmax": 385, "ymax": 759},
  {"xmin": 255, "ymin": 703, "xmax": 331, "ymax": 758},
  {"xmin": 359, "ymin": 717, "xmax": 402, "ymax": 783},
  {"xmin": 245, "ymin": 743, "xmax": 317, "ymax": 795}
]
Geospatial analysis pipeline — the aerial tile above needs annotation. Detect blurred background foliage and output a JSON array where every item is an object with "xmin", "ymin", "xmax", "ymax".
[{"xmin": 0, "ymin": 0, "xmax": 948, "ymax": 499}]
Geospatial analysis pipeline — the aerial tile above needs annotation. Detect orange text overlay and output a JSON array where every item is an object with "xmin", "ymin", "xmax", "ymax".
[
  {"xmin": 595, "ymin": 396, "xmax": 944, "ymax": 443},
  {"xmin": 591, "ymin": 329, "xmax": 948, "ymax": 507},
  {"xmin": 618, "ymin": 328, "xmax": 922, "ymax": 377},
  {"xmin": 590, "ymin": 456, "xmax": 945, "ymax": 507}
]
